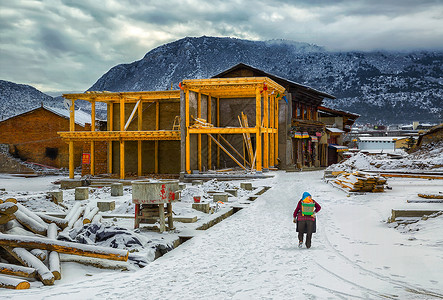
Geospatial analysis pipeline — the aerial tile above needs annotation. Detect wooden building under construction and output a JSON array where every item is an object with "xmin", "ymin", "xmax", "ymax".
[{"xmin": 59, "ymin": 64, "xmax": 338, "ymax": 178}]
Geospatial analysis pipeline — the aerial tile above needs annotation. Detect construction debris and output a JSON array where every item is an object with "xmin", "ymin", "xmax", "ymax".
[
  {"xmin": 0, "ymin": 197, "xmax": 130, "ymax": 289},
  {"xmin": 330, "ymin": 171, "xmax": 387, "ymax": 193}
]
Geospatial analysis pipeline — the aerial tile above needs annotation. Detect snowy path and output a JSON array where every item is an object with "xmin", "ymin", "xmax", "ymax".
[{"xmin": 3, "ymin": 171, "xmax": 443, "ymax": 299}]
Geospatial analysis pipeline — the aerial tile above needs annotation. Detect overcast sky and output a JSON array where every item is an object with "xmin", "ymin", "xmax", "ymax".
[{"xmin": 1, "ymin": 0, "xmax": 442, "ymax": 94}]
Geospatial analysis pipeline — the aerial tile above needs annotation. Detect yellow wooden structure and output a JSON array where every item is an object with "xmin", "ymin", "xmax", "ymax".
[
  {"xmin": 59, "ymin": 91, "xmax": 180, "ymax": 179},
  {"xmin": 181, "ymin": 77, "xmax": 285, "ymax": 174}
]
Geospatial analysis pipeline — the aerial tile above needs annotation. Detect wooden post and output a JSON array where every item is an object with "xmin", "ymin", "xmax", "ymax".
[
  {"xmin": 185, "ymin": 90, "xmax": 191, "ymax": 174},
  {"xmin": 69, "ymin": 141, "xmax": 74, "ymax": 179},
  {"xmin": 270, "ymin": 95, "xmax": 274, "ymax": 167},
  {"xmin": 275, "ymin": 96, "xmax": 279, "ymax": 166},
  {"xmin": 69, "ymin": 99, "xmax": 75, "ymax": 179},
  {"xmin": 108, "ymin": 103, "xmax": 113, "ymax": 174},
  {"xmin": 255, "ymin": 88, "xmax": 262, "ymax": 172},
  {"xmin": 120, "ymin": 96, "xmax": 125, "ymax": 179},
  {"xmin": 197, "ymin": 92, "xmax": 202, "ymax": 172},
  {"xmin": 263, "ymin": 91, "xmax": 269, "ymax": 169},
  {"xmin": 207, "ymin": 94, "xmax": 212, "ymax": 169},
  {"xmin": 167, "ymin": 203, "xmax": 173, "ymax": 230},
  {"xmin": 138, "ymin": 100, "xmax": 143, "ymax": 177},
  {"xmin": 155, "ymin": 100, "xmax": 159, "ymax": 174},
  {"xmin": 216, "ymin": 97, "xmax": 220, "ymax": 169},
  {"xmin": 158, "ymin": 204, "xmax": 165, "ymax": 232}
]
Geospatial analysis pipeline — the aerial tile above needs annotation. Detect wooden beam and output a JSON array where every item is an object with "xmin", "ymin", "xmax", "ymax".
[
  {"xmin": 108, "ymin": 103, "xmax": 113, "ymax": 174},
  {"xmin": 198, "ymin": 93, "xmax": 201, "ymax": 172},
  {"xmin": 185, "ymin": 90, "xmax": 191, "ymax": 174},
  {"xmin": 138, "ymin": 101, "xmax": 143, "ymax": 176},
  {"xmin": 124, "ymin": 99, "xmax": 141, "ymax": 130},
  {"xmin": 270, "ymin": 95, "xmax": 274, "ymax": 166},
  {"xmin": 0, "ymin": 234, "xmax": 129, "ymax": 262},
  {"xmin": 120, "ymin": 140, "xmax": 125, "ymax": 179},
  {"xmin": 207, "ymin": 134, "xmax": 246, "ymax": 170},
  {"xmin": 207, "ymin": 94, "xmax": 212, "ymax": 169},
  {"xmin": 119, "ymin": 96, "xmax": 125, "ymax": 131},
  {"xmin": 255, "ymin": 88, "xmax": 262, "ymax": 172},
  {"xmin": 90, "ymin": 141, "xmax": 95, "ymax": 176},
  {"xmin": 216, "ymin": 97, "xmax": 220, "ymax": 169},
  {"xmin": 275, "ymin": 96, "xmax": 279, "ymax": 166},
  {"xmin": 69, "ymin": 141, "xmax": 74, "ymax": 179},
  {"xmin": 155, "ymin": 100, "xmax": 159, "ymax": 174},
  {"xmin": 263, "ymin": 91, "xmax": 269, "ymax": 169},
  {"xmin": 218, "ymin": 134, "xmax": 250, "ymax": 167}
]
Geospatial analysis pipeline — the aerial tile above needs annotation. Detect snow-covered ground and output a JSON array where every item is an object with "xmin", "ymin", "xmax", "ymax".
[{"xmin": 1, "ymin": 168, "xmax": 442, "ymax": 299}]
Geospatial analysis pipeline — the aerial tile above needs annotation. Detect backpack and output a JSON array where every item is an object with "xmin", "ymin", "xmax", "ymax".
[{"xmin": 301, "ymin": 197, "xmax": 315, "ymax": 216}]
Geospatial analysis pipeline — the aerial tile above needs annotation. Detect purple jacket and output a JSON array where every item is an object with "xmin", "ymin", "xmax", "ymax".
[{"xmin": 293, "ymin": 199, "xmax": 321, "ymax": 221}]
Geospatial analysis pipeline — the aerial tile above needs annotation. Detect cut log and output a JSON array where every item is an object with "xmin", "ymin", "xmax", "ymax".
[
  {"xmin": 83, "ymin": 207, "xmax": 99, "ymax": 224},
  {"xmin": 0, "ymin": 275, "xmax": 30, "ymax": 289},
  {"xmin": 65, "ymin": 202, "xmax": 81, "ymax": 221},
  {"xmin": 16, "ymin": 203, "xmax": 48, "ymax": 228},
  {"xmin": 13, "ymin": 210, "xmax": 47, "ymax": 235},
  {"xmin": 48, "ymin": 251, "xmax": 61, "ymax": 280},
  {"xmin": 47, "ymin": 223, "xmax": 58, "ymax": 240},
  {"xmin": 91, "ymin": 213, "xmax": 102, "ymax": 224},
  {"xmin": 0, "ymin": 262, "xmax": 37, "ymax": 278},
  {"xmin": 0, "ymin": 202, "xmax": 18, "ymax": 215},
  {"xmin": 47, "ymin": 223, "xmax": 61, "ymax": 280},
  {"xmin": 66, "ymin": 206, "xmax": 84, "ymax": 229},
  {"xmin": 60, "ymin": 254, "xmax": 129, "ymax": 271},
  {"xmin": 0, "ymin": 213, "xmax": 15, "ymax": 225},
  {"xmin": 35, "ymin": 212, "xmax": 68, "ymax": 229},
  {"xmin": 2, "ymin": 246, "xmax": 55, "ymax": 285},
  {"xmin": 4, "ymin": 198, "xmax": 17, "ymax": 204},
  {"xmin": 0, "ymin": 234, "xmax": 129, "ymax": 262},
  {"xmin": 30, "ymin": 249, "xmax": 47, "ymax": 261}
]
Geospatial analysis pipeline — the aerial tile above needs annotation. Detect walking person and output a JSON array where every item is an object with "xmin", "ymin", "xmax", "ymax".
[{"xmin": 293, "ymin": 192, "xmax": 321, "ymax": 249}]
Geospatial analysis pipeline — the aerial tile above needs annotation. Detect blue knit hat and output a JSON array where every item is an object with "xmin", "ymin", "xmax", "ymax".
[{"xmin": 302, "ymin": 192, "xmax": 311, "ymax": 201}]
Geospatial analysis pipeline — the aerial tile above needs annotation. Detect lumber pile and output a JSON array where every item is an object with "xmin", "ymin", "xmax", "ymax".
[
  {"xmin": 331, "ymin": 171, "xmax": 387, "ymax": 193},
  {"xmin": 0, "ymin": 198, "xmax": 128, "ymax": 289}
]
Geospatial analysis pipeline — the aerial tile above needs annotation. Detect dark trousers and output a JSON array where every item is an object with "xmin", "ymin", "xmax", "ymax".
[{"xmin": 297, "ymin": 220, "xmax": 314, "ymax": 248}]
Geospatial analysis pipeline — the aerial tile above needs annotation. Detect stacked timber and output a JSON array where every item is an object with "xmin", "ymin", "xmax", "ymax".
[
  {"xmin": 0, "ymin": 198, "xmax": 128, "ymax": 289},
  {"xmin": 331, "ymin": 171, "xmax": 387, "ymax": 193}
]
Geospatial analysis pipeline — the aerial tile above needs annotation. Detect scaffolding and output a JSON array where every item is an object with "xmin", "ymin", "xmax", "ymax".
[
  {"xmin": 181, "ymin": 77, "xmax": 285, "ymax": 174},
  {"xmin": 59, "ymin": 91, "xmax": 181, "ymax": 179}
]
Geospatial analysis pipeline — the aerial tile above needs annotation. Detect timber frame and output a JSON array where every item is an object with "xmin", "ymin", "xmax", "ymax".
[
  {"xmin": 180, "ymin": 77, "xmax": 285, "ymax": 174},
  {"xmin": 59, "ymin": 91, "xmax": 181, "ymax": 179}
]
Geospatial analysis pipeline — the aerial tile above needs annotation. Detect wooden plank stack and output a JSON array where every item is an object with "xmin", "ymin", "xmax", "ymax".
[
  {"xmin": 0, "ymin": 198, "xmax": 128, "ymax": 289},
  {"xmin": 331, "ymin": 171, "xmax": 387, "ymax": 193}
]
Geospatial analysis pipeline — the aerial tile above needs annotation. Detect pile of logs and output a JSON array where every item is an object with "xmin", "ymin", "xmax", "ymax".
[
  {"xmin": 0, "ymin": 198, "xmax": 128, "ymax": 289},
  {"xmin": 331, "ymin": 171, "xmax": 387, "ymax": 193}
]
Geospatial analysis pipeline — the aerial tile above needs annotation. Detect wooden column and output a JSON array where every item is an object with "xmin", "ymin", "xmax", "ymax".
[
  {"xmin": 185, "ymin": 90, "xmax": 191, "ymax": 174},
  {"xmin": 155, "ymin": 100, "xmax": 159, "ymax": 174},
  {"xmin": 216, "ymin": 97, "xmax": 220, "ymax": 169},
  {"xmin": 137, "ymin": 100, "xmax": 143, "ymax": 176},
  {"xmin": 119, "ymin": 97, "xmax": 125, "ymax": 179},
  {"xmin": 197, "ymin": 92, "xmax": 202, "ymax": 172},
  {"xmin": 274, "ymin": 96, "xmax": 279, "ymax": 166},
  {"xmin": 269, "ymin": 95, "xmax": 274, "ymax": 167},
  {"xmin": 90, "ymin": 101, "xmax": 96, "ymax": 176},
  {"xmin": 263, "ymin": 91, "xmax": 269, "ymax": 169},
  {"xmin": 108, "ymin": 103, "xmax": 113, "ymax": 174},
  {"xmin": 255, "ymin": 88, "xmax": 262, "ymax": 172},
  {"xmin": 69, "ymin": 100, "xmax": 75, "ymax": 179},
  {"xmin": 207, "ymin": 94, "xmax": 212, "ymax": 170}
]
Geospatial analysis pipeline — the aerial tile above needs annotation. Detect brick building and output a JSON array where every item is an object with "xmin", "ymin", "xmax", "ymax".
[{"xmin": 0, "ymin": 105, "xmax": 101, "ymax": 169}]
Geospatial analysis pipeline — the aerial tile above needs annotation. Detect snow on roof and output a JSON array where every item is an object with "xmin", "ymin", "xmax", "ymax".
[
  {"xmin": 358, "ymin": 136, "xmax": 404, "ymax": 142},
  {"xmin": 326, "ymin": 127, "xmax": 344, "ymax": 133},
  {"xmin": 45, "ymin": 106, "xmax": 96, "ymax": 127}
]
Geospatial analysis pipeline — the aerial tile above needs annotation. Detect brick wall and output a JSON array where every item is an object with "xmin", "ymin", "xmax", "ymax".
[
  {"xmin": 0, "ymin": 107, "xmax": 86, "ymax": 168},
  {"xmin": 81, "ymin": 141, "xmax": 108, "ymax": 176}
]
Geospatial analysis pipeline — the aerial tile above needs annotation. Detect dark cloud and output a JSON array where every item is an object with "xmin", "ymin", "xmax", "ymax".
[{"xmin": 0, "ymin": 0, "xmax": 442, "ymax": 93}]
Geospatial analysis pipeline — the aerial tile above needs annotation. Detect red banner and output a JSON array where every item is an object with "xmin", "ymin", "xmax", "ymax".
[{"xmin": 82, "ymin": 153, "xmax": 91, "ymax": 164}]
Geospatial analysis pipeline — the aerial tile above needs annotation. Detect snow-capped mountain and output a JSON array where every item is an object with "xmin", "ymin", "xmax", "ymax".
[
  {"xmin": 0, "ymin": 80, "xmax": 57, "ymax": 120},
  {"xmin": 90, "ymin": 36, "xmax": 442, "ymax": 124}
]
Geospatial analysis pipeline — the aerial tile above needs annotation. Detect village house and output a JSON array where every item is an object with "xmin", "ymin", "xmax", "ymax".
[
  {"xmin": 317, "ymin": 105, "xmax": 360, "ymax": 165},
  {"xmin": 0, "ymin": 105, "xmax": 103, "ymax": 170},
  {"xmin": 212, "ymin": 63, "xmax": 336, "ymax": 170}
]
